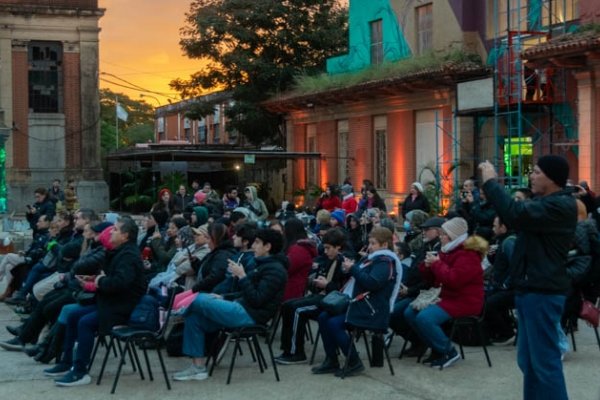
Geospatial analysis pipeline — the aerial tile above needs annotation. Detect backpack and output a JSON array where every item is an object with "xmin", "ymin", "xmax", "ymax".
[{"xmin": 128, "ymin": 294, "xmax": 160, "ymax": 331}]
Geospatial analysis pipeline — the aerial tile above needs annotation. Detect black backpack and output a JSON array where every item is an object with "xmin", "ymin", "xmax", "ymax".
[{"xmin": 128, "ymin": 294, "xmax": 160, "ymax": 331}]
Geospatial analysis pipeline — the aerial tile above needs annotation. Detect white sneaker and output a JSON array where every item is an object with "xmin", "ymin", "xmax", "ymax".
[{"xmin": 173, "ymin": 364, "xmax": 208, "ymax": 381}]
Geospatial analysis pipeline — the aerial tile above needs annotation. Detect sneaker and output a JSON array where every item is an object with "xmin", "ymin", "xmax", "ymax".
[
  {"xmin": 173, "ymin": 364, "xmax": 208, "ymax": 381},
  {"xmin": 421, "ymin": 349, "xmax": 442, "ymax": 365},
  {"xmin": 311, "ymin": 357, "xmax": 340, "ymax": 375},
  {"xmin": 0, "ymin": 337, "xmax": 25, "ymax": 351},
  {"xmin": 54, "ymin": 370, "xmax": 92, "ymax": 387},
  {"xmin": 491, "ymin": 334, "xmax": 515, "ymax": 345},
  {"xmin": 431, "ymin": 347, "xmax": 461, "ymax": 370},
  {"xmin": 275, "ymin": 353, "xmax": 307, "ymax": 365},
  {"xmin": 44, "ymin": 363, "xmax": 71, "ymax": 377}
]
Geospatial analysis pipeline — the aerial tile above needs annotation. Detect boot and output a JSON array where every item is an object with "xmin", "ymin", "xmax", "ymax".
[
  {"xmin": 335, "ymin": 351, "xmax": 364, "ymax": 377},
  {"xmin": 36, "ymin": 324, "xmax": 65, "ymax": 364},
  {"xmin": 311, "ymin": 356, "xmax": 340, "ymax": 374}
]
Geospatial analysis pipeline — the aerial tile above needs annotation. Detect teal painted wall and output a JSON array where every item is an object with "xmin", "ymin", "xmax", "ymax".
[{"xmin": 327, "ymin": 0, "xmax": 411, "ymax": 74}]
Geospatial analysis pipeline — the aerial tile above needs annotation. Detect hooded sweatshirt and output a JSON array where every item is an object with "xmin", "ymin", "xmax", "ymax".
[{"xmin": 243, "ymin": 186, "xmax": 269, "ymax": 221}]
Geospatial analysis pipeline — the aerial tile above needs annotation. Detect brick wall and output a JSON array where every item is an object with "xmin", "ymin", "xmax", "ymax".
[
  {"xmin": 63, "ymin": 52, "xmax": 81, "ymax": 169},
  {"xmin": 11, "ymin": 49, "xmax": 28, "ymax": 170}
]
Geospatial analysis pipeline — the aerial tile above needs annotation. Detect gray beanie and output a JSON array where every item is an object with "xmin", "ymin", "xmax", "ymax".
[{"xmin": 441, "ymin": 217, "xmax": 469, "ymax": 241}]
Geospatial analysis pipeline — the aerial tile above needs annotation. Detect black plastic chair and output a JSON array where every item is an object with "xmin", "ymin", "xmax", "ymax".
[
  {"xmin": 207, "ymin": 324, "xmax": 280, "ymax": 384},
  {"xmin": 564, "ymin": 317, "xmax": 600, "ymax": 352},
  {"xmin": 339, "ymin": 328, "xmax": 395, "ymax": 378},
  {"xmin": 96, "ymin": 290, "xmax": 177, "ymax": 394},
  {"xmin": 448, "ymin": 311, "xmax": 492, "ymax": 368}
]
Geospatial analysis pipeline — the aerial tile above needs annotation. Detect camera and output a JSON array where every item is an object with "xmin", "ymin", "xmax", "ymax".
[{"xmin": 461, "ymin": 191, "xmax": 468, "ymax": 199}]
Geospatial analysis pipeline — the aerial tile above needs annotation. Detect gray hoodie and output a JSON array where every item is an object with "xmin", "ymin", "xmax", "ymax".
[{"xmin": 243, "ymin": 186, "xmax": 269, "ymax": 221}]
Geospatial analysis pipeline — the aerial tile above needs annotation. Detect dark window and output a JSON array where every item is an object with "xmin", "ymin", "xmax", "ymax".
[
  {"xmin": 29, "ymin": 41, "xmax": 63, "ymax": 113},
  {"xmin": 198, "ymin": 122, "xmax": 207, "ymax": 144},
  {"xmin": 370, "ymin": 19, "xmax": 383, "ymax": 65},
  {"xmin": 416, "ymin": 4, "xmax": 433, "ymax": 54}
]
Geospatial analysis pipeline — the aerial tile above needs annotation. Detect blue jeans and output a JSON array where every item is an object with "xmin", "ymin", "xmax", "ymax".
[
  {"xmin": 317, "ymin": 312, "xmax": 350, "ymax": 359},
  {"xmin": 182, "ymin": 293, "xmax": 255, "ymax": 358},
  {"xmin": 20, "ymin": 261, "xmax": 52, "ymax": 295},
  {"xmin": 404, "ymin": 304, "xmax": 452, "ymax": 354},
  {"xmin": 515, "ymin": 293, "xmax": 568, "ymax": 400},
  {"xmin": 62, "ymin": 305, "xmax": 97, "ymax": 373},
  {"xmin": 58, "ymin": 303, "xmax": 88, "ymax": 325}
]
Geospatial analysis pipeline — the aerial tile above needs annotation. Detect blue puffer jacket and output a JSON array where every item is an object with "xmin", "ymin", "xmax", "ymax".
[{"xmin": 345, "ymin": 252, "xmax": 398, "ymax": 332}]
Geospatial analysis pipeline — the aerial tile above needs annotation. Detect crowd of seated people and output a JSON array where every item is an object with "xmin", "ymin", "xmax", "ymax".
[{"xmin": 1, "ymin": 172, "xmax": 600, "ymax": 390}]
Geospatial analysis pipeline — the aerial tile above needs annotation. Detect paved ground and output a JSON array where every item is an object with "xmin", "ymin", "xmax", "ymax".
[{"xmin": 0, "ymin": 295, "xmax": 599, "ymax": 400}]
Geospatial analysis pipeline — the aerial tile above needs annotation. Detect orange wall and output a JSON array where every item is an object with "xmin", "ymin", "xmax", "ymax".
[
  {"xmin": 349, "ymin": 115, "xmax": 373, "ymax": 188},
  {"xmin": 388, "ymin": 110, "xmax": 415, "ymax": 194}
]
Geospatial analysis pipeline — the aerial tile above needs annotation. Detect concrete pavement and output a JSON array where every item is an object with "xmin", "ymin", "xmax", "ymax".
[{"xmin": 1, "ymin": 298, "xmax": 599, "ymax": 400}]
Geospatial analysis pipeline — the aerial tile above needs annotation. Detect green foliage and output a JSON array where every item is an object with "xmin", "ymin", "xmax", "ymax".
[
  {"xmin": 171, "ymin": 0, "xmax": 348, "ymax": 145},
  {"xmin": 418, "ymin": 161, "xmax": 468, "ymax": 216},
  {"xmin": 294, "ymin": 49, "xmax": 483, "ymax": 95},
  {"xmin": 159, "ymin": 172, "xmax": 188, "ymax": 194},
  {"xmin": 100, "ymin": 89, "xmax": 155, "ymax": 155},
  {"xmin": 110, "ymin": 169, "xmax": 155, "ymax": 213}
]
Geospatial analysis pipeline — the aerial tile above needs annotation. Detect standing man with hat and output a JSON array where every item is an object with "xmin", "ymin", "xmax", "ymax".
[{"xmin": 479, "ymin": 155, "xmax": 576, "ymax": 400}]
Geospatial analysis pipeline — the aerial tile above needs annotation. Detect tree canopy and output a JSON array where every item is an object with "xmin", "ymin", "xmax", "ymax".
[
  {"xmin": 170, "ymin": 0, "xmax": 348, "ymax": 145},
  {"xmin": 100, "ymin": 89, "xmax": 155, "ymax": 154}
]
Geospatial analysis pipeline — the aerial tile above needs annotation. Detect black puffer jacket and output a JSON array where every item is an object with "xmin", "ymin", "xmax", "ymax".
[
  {"xmin": 192, "ymin": 241, "xmax": 236, "ymax": 293},
  {"xmin": 96, "ymin": 241, "xmax": 147, "ymax": 334},
  {"xmin": 235, "ymin": 254, "xmax": 288, "ymax": 325},
  {"xmin": 483, "ymin": 180, "xmax": 577, "ymax": 294}
]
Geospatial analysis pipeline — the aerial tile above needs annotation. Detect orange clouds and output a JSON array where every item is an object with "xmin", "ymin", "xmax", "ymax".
[{"xmin": 98, "ymin": 0, "xmax": 204, "ymax": 105}]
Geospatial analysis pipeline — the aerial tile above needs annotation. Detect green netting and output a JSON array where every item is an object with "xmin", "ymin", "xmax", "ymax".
[
  {"xmin": 0, "ymin": 146, "xmax": 6, "ymax": 213},
  {"xmin": 327, "ymin": 0, "xmax": 411, "ymax": 74}
]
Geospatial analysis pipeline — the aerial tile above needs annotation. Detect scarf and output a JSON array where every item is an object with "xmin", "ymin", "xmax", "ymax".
[
  {"xmin": 441, "ymin": 233, "xmax": 468, "ymax": 253},
  {"xmin": 342, "ymin": 249, "xmax": 403, "ymax": 312}
]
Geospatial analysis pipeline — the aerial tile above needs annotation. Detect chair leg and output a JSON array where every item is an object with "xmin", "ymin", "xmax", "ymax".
[
  {"xmin": 129, "ymin": 342, "xmax": 145, "ymax": 381},
  {"xmin": 88, "ymin": 335, "xmax": 102, "ymax": 372},
  {"xmin": 142, "ymin": 346, "xmax": 154, "ymax": 381},
  {"xmin": 267, "ymin": 311, "xmax": 281, "ymax": 345},
  {"xmin": 399, "ymin": 338, "xmax": 408, "ymax": 359},
  {"xmin": 246, "ymin": 337, "xmax": 257, "ymax": 363},
  {"xmin": 251, "ymin": 335, "xmax": 265, "ymax": 373},
  {"xmin": 306, "ymin": 322, "xmax": 314, "ymax": 344},
  {"xmin": 476, "ymin": 321, "xmax": 492, "ymax": 368},
  {"xmin": 110, "ymin": 339, "xmax": 129, "ymax": 394},
  {"xmin": 594, "ymin": 327, "xmax": 600, "ymax": 352},
  {"xmin": 156, "ymin": 347, "xmax": 171, "ymax": 390},
  {"xmin": 96, "ymin": 336, "xmax": 115, "ymax": 385},
  {"xmin": 382, "ymin": 338, "xmax": 395, "ymax": 376},
  {"xmin": 309, "ymin": 327, "xmax": 320, "ymax": 365},
  {"xmin": 264, "ymin": 332, "xmax": 280, "ymax": 382},
  {"xmin": 449, "ymin": 321, "xmax": 465, "ymax": 359},
  {"xmin": 226, "ymin": 338, "xmax": 241, "ymax": 385},
  {"xmin": 361, "ymin": 331, "xmax": 372, "ymax": 365}
]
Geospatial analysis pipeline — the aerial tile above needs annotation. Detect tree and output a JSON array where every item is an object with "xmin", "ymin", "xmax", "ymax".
[
  {"xmin": 171, "ymin": 0, "xmax": 348, "ymax": 145},
  {"xmin": 100, "ymin": 89, "xmax": 155, "ymax": 155}
]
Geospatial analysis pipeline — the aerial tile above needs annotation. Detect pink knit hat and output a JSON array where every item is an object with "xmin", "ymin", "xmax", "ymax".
[{"xmin": 194, "ymin": 190, "xmax": 207, "ymax": 204}]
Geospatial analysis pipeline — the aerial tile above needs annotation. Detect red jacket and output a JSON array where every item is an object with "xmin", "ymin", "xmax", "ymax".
[
  {"xmin": 316, "ymin": 196, "xmax": 342, "ymax": 212},
  {"xmin": 419, "ymin": 244, "xmax": 484, "ymax": 317},
  {"xmin": 284, "ymin": 240, "xmax": 318, "ymax": 301},
  {"xmin": 342, "ymin": 195, "xmax": 358, "ymax": 215}
]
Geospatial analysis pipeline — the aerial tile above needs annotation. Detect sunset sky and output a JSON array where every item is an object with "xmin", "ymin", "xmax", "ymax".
[{"xmin": 98, "ymin": 0, "xmax": 202, "ymax": 105}]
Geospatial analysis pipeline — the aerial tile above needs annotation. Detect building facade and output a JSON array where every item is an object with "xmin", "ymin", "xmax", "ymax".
[
  {"xmin": 266, "ymin": 0, "xmax": 597, "ymax": 215},
  {"xmin": 0, "ymin": 0, "xmax": 108, "ymax": 213}
]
